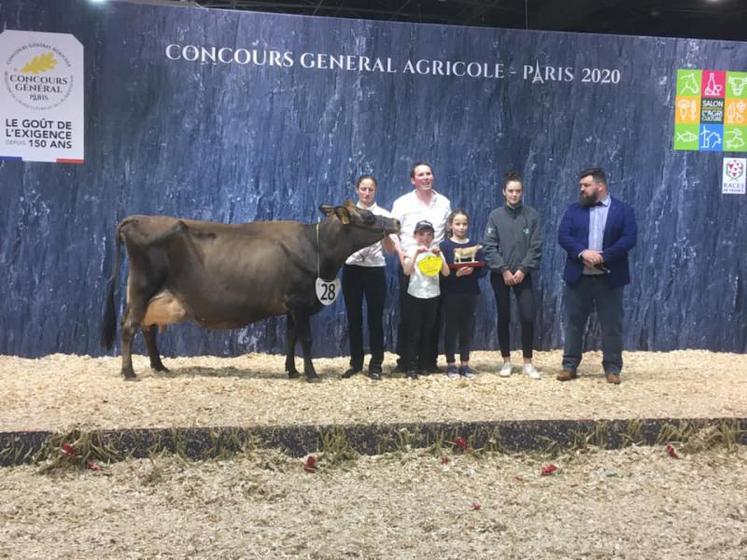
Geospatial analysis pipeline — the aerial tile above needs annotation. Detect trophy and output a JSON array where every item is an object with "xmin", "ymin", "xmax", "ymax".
[{"xmin": 448, "ymin": 244, "xmax": 485, "ymax": 270}]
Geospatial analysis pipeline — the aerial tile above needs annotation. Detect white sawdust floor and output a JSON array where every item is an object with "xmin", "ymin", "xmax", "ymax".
[{"xmin": 0, "ymin": 350, "xmax": 745, "ymax": 432}]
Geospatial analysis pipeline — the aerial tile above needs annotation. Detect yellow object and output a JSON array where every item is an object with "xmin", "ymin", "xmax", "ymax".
[
  {"xmin": 21, "ymin": 52, "xmax": 57, "ymax": 74},
  {"xmin": 417, "ymin": 254, "xmax": 442, "ymax": 277}
]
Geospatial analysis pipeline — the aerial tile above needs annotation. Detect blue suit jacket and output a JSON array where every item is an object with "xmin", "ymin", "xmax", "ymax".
[{"xmin": 557, "ymin": 197, "xmax": 637, "ymax": 288}]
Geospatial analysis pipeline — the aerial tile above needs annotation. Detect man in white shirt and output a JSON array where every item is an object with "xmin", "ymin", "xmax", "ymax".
[{"xmin": 390, "ymin": 162, "xmax": 452, "ymax": 373}]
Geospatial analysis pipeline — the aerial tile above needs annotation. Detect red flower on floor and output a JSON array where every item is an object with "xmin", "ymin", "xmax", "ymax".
[
  {"xmin": 451, "ymin": 436, "xmax": 469, "ymax": 451},
  {"xmin": 666, "ymin": 444, "xmax": 680, "ymax": 459},
  {"xmin": 471, "ymin": 502, "xmax": 481, "ymax": 510},
  {"xmin": 61, "ymin": 443, "xmax": 77, "ymax": 458},
  {"xmin": 441, "ymin": 456, "xmax": 450, "ymax": 465},
  {"xmin": 540, "ymin": 464, "xmax": 558, "ymax": 476},
  {"xmin": 303, "ymin": 455, "xmax": 317, "ymax": 473}
]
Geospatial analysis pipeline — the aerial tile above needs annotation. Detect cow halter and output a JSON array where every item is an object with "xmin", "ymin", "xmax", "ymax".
[
  {"xmin": 316, "ymin": 222, "xmax": 321, "ymax": 278},
  {"xmin": 316, "ymin": 222, "xmax": 334, "ymax": 281}
]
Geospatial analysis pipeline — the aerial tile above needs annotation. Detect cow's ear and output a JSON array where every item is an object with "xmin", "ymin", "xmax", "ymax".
[
  {"xmin": 334, "ymin": 206, "xmax": 352, "ymax": 224},
  {"xmin": 342, "ymin": 199, "xmax": 362, "ymax": 221},
  {"xmin": 319, "ymin": 204, "xmax": 335, "ymax": 216}
]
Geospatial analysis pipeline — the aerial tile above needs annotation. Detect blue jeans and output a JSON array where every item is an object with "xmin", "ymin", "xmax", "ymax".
[{"xmin": 562, "ymin": 276, "xmax": 624, "ymax": 375}]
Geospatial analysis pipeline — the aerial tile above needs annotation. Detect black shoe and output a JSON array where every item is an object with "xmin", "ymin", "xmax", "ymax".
[
  {"xmin": 405, "ymin": 370, "xmax": 419, "ymax": 380},
  {"xmin": 368, "ymin": 365, "xmax": 383, "ymax": 380},
  {"xmin": 342, "ymin": 368, "xmax": 362, "ymax": 379}
]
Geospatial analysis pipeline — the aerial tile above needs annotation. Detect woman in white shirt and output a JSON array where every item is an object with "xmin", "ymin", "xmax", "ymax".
[{"xmin": 341, "ymin": 175, "xmax": 395, "ymax": 380}]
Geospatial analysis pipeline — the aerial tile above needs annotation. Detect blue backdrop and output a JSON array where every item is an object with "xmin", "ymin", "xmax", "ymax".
[{"xmin": 0, "ymin": 0, "xmax": 745, "ymax": 358}]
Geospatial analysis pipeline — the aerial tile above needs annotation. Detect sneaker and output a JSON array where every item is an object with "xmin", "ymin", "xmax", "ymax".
[
  {"xmin": 459, "ymin": 365, "xmax": 476, "ymax": 379},
  {"xmin": 523, "ymin": 363, "xmax": 541, "ymax": 380},
  {"xmin": 446, "ymin": 364, "xmax": 460, "ymax": 379},
  {"xmin": 499, "ymin": 362, "xmax": 513, "ymax": 377}
]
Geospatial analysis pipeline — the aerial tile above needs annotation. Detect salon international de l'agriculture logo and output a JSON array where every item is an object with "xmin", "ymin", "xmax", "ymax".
[{"xmin": 673, "ymin": 69, "xmax": 747, "ymax": 152}]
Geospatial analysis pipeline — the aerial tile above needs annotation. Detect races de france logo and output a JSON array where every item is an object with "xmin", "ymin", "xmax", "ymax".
[
  {"xmin": 726, "ymin": 158, "xmax": 744, "ymax": 179},
  {"xmin": 4, "ymin": 41, "xmax": 74, "ymax": 110}
]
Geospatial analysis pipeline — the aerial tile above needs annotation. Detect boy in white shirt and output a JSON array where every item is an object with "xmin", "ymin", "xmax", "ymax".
[{"xmin": 401, "ymin": 220, "xmax": 450, "ymax": 379}]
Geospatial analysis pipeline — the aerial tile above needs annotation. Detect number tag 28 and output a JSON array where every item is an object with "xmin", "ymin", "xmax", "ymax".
[{"xmin": 315, "ymin": 277, "xmax": 341, "ymax": 306}]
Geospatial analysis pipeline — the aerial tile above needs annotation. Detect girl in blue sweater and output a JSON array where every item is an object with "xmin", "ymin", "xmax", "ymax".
[{"xmin": 440, "ymin": 209, "xmax": 487, "ymax": 379}]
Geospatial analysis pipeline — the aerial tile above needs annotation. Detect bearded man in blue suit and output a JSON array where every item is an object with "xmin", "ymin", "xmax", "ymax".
[{"xmin": 557, "ymin": 168, "xmax": 637, "ymax": 384}]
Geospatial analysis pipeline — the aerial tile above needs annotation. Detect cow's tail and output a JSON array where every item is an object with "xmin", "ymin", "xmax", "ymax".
[{"xmin": 101, "ymin": 222, "xmax": 123, "ymax": 349}]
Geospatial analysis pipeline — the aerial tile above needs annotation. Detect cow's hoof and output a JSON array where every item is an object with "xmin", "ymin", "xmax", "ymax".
[
  {"xmin": 305, "ymin": 374, "xmax": 320, "ymax": 383},
  {"xmin": 287, "ymin": 371, "xmax": 301, "ymax": 379},
  {"xmin": 151, "ymin": 364, "xmax": 169, "ymax": 373},
  {"xmin": 122, "ymin": 374, "xmax": 139, "ymax": 382}
]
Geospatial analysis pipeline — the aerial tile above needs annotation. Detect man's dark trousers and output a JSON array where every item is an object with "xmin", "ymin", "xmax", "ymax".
[{"xmin": 562, "ymin": 275, "xmax": 624, "ymax": 374}]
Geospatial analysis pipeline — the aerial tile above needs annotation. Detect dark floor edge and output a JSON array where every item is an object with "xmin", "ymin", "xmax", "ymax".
[{"xmin": 1, "ymin": 417, "xmax": 744, "ymax": 467}]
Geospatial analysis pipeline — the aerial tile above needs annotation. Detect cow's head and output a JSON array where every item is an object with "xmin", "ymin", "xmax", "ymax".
[
  {"xmin": 319, "ymin": 201, "xmax": 400, "ymax": 235},
  {"xmin": 318, "ymin": 201, "xmax": 400, "ymax": 261}
]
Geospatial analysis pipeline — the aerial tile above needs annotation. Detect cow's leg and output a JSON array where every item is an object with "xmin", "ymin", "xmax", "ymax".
[
  {"xmin": 285, "ymin": 313, "xmax": 300, "ymax": 379},
  {"xmin": 294, "ymin": 311, "xmax": 319, "ymax": 382},
  {"xmin": 120, "ymin": 305, "xmax": 139, "ymax": 380},
  {"xmin": 143, "ymin": 325, "xmax": 168, "ymax": 372},
  {"xmin": 120, "ymin": 280, "xmax": 159, "ymax": 380}
]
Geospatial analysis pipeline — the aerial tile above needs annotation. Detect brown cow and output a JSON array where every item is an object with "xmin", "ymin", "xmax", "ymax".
[{"xmin": 101, "ymin": 202, "xmax": 400, "ymax": 381}]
